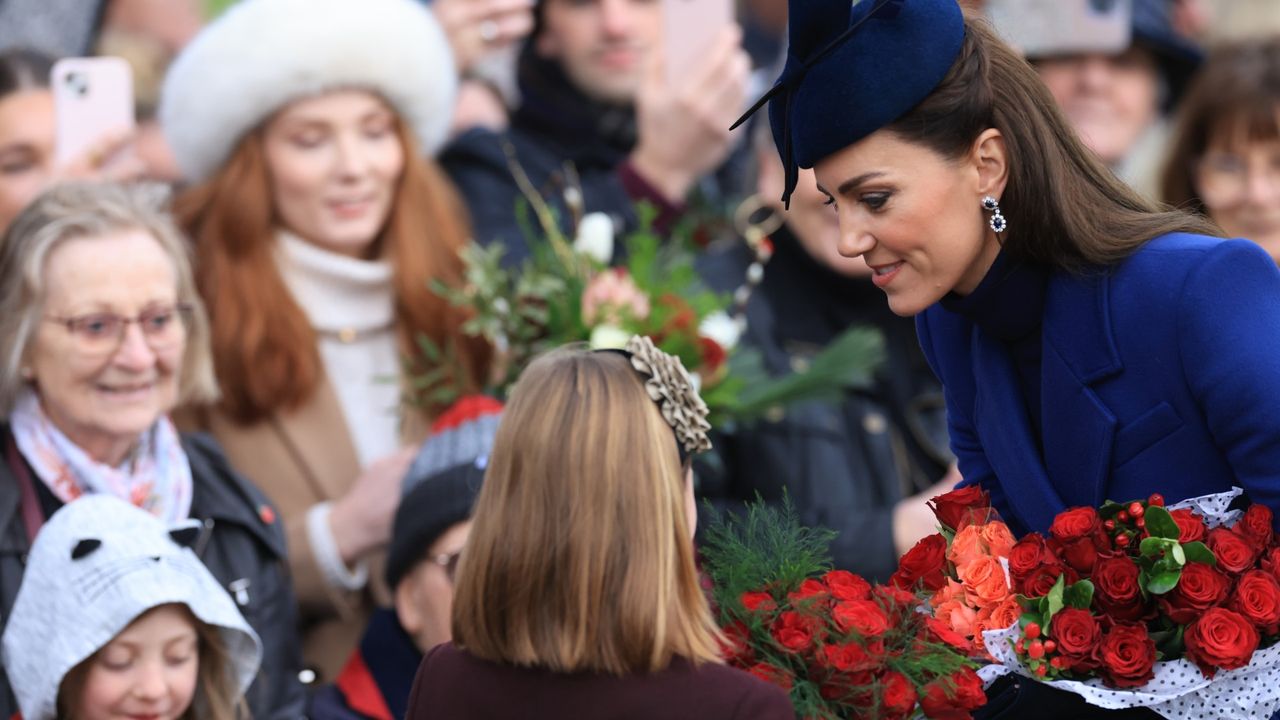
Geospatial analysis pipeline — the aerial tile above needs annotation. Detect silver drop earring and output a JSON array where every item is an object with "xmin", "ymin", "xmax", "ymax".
[{"xmin": 982, "ymin": 195, "xmax": 1007, "ymax": 234}]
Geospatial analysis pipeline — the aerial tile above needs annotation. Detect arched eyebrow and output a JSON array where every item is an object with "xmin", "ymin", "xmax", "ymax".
[{"xmin": 817, "ymin": 171, "xmax": 888, "ymax": 199}]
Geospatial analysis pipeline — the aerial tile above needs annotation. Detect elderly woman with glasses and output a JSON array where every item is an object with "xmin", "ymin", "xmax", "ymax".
[
  {"xmin": 0, "ymin": 182, "xmax": 305, "ymax": 720},
  {"xmin": 1162, "ymin": 37, "xmax": 1280, "ymax": 265}
]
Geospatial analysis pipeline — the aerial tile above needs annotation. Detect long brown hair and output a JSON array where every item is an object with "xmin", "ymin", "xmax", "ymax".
[
  {"xmin": 1161, "ymin": 37, "xmax": 1280, "ymax": 216},
  {"xmin": 174, "ymin": 117, "xmax": 489, "ymax": 424},
  {"xmin": 57, "ymin": 607, "xmax": 248, "ymax": 720},
  {"xmin": 452, "ymin": 348, "xmax": 723, "ymax": 675},
  {"xmin": 886, "ymin": 17, "xmax": 1218, "ymax": 270}
]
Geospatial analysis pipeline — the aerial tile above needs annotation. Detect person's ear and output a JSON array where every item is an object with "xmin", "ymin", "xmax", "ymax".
[
  {"xmin": 971, "ymin": 128, "xmax": 1009, "ymax": 199},
  {"xmin": 394, "ymin": 569, "xmax": 425, "ymax": 636}
]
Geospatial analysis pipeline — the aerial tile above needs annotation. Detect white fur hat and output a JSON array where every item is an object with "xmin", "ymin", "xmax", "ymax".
[
  {"xmin": 1, "ymin": 496, "xmax": 261, "ymax": 720},
  {"xmin": 159, "ymin": 0, "xmax": 457, "ymax": 182}
]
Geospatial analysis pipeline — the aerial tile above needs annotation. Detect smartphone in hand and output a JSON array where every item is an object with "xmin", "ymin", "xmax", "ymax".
[
  {"xmin": 663, "ymin": 0, "xmax": 734, "ymax": 88},
  {"xmin": 51, "ymin": 57, "xmax": 136, "ymax": 167}
]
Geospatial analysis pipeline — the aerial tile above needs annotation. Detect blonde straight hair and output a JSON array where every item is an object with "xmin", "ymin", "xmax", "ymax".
[{"xmin": 452, "ymin": 348, "xmax": 723, "ymax": 675}]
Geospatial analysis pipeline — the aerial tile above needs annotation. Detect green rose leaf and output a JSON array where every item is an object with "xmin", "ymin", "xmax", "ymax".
[
  {"xmin": 1146, "ymin": 570, "xmax": 1182, "ymax": 595},
  {"xmin": 1182, "ymin": 541, "xmax": 1217, "ymax": 565}
]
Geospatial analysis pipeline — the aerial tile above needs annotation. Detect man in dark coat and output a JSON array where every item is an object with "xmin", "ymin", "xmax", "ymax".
[{"xmin": 440, "ymin": 0, "xmax": 751, "ymax": 264}]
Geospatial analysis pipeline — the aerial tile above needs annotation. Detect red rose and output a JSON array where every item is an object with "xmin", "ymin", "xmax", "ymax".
[
  {"xmin": 879, "ymin": 671, "xmax": 918, "ymax": 720},
  {"xmin": 747, "ymin": 662, "xmax": 793, "ymax": 691},
  {"xmin": 1184, "ymin": 607, "xmax": 1260, "ymax": 678},
  {"xmin": 1236, "ymin": 504, "xmax": 1274, "ymax": 548},
  {"xmin": 919, "ymin": 667, "xmax": 986, "ymax": 720},
  {"xmin": 928, "ymin": 485, "xmax": 992, "ymax": 531},
  {"xmin": 1098, "ymin": 622, "xmax": 1157, "ymax": 688},
  {"xmin": 787, "ymin": 578, "xmax": 830, "ymax": 610},
  {"xmin": 832, "ymin": 599, "xmax": 891, "ymax": 638},
  {"xmin": 1092, "ymin": 554, "xmax": 1147, "ymax": 621},
  {"xmin": 873, "ymin": 584, "xmax": 920, "ymax": 624},
  {"xmin": 697, "ymin": 336, "xmax": 727, "ymax": 378},
  {"xmin": 1207, "ymin": 527, "xmax": 1260, "ymax": 575},
  {"xmin": 1050, "ymin": 507, "xmax": 1103, "ymax": 541},
  {"xmin": 1048, "ymin": 608, "xmax": 1103, "ymax": 672},
  {"xmin": 1263, "ymin": 547, "xmax": 1280, "ymax": 584},
  {"xmin": 740, "ymin": 590, "xmax": 776, "ymax": 615},
  {"xmin": 922, "ymin": 617, "xmax": 972, "ymax": 654},
  {"xmin": 771, "ymin": 611, "xmax": 817, "ymax": 654},
  {"xmin": 824, "ymin": 570, "xmax": 871, "ymax": 601},
  {"xmin": 718, "ymin": 620, "xmax": 754, "ymax": 665},
  {"xmin": 821, "ymin": 640, "xmax": 881, "ymax": 673},
  {"xmin": 1169, "ymin": 508, "xmax": 1207, "ymax": 543},
  {"xmin": 1020, "ymin": 563, "xmax": 1071, "ymax": 598},
  {"xmin": 1229, "ymin": 570, "xmax": 1280, "ymax": 636},
  {"xmin": 1158, "ymin": 562, "xmax": 1231, "ymax": 625},
  {"xmin": 1007, "ymin": 532, "xmax": 1051, "ymax": 580},
  {"xmin": 890, "ymin": 533, "xmax": 947, "ymax": 591}
]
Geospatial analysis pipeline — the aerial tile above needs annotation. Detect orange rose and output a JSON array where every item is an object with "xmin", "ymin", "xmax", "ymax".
[
  {"xmin": 947, "ymin": 525, "xmax": 988, "ymax": 572},
  {"xmin": 960, "ymin": 555, "xmax": 1011, "ymax": 608},
  {"xmin": 980, "ymin": 522, "xmax": 1016, "ymax": 560},
  {"xmin": 985, "ymin": 596, "xmax": 1021, "ymax": 630},
  {"xmin": 934, "ymin": 598, "xmax": 979, "ymax": 639}
]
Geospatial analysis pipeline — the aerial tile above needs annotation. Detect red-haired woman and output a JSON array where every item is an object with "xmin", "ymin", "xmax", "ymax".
[{"xmin": 160, "ymin": 0, "xmax": 489, "ymax": 680}]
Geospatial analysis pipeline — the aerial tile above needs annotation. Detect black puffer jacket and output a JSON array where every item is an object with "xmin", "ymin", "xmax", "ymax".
[
  {"xmin": 0, "ymin": 426, "xmax": 306, "ymax": 719},
  {"xmin": 696, "ymin": 229, "xmax": 953, "ymax": 582}
]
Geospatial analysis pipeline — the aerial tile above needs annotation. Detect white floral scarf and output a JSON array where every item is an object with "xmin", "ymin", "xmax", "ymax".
[{"xmin": 9, "ymin": 390, "xmax": 193, "ymax": 523}]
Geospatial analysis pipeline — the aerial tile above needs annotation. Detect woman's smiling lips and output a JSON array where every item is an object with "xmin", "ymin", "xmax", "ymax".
[{"xmin": 868, "ymin": 260, "xmax": 904, "ymax": 288}]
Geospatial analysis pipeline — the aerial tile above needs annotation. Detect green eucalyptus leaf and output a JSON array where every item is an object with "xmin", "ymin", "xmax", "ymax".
[
  {"xmin": 1172, "ymin": 543, "xmax": 1186, "ymax": 565},
  {"xmin": 1144, "ymin": 506, "xmax": 1181, "ymax": 540},
  {"xmin": 1182, "ymin": 541, "xmax": 1217, "ymax": 565},
  {"xmin": 1139, "ymin": 536, "xmax": 1170, "ymax": 558},
  {"xmin": 1063, "ymin": 579, "xmax": 1095, "ymax": 610},
  {"xmin": 1146, "ymin": 570, "xmax": 1182, "ymax": 595}
]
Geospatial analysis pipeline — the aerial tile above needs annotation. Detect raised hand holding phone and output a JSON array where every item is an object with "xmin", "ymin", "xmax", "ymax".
[
  {"xmin": 51, "ymin": 57, "xmax": 140, "ymax": 175},
  {"xmin": 630, "ymin": 4, "xmax": 750, "ymax": 204}
]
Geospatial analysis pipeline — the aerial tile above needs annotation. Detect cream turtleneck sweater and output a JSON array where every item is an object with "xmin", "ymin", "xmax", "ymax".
[{"xmin": 275, "ymin": 231, "xmax": 400, "ymax": 468}]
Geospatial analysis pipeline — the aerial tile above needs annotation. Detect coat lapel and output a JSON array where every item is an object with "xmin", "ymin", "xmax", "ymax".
[
  {"xmin": 970, "ymin": 327, "xmax": 1066, "ymax": 533},
  {"xmin": 270, "ymin": 376, "xmax": 361, "ymax": 503},
  {"xmin": 1040, "ymin": 270, "xmax": 1123, "ymax": 509}
]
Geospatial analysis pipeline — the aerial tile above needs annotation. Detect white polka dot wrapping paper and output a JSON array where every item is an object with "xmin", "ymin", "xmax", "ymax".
[{"xmin": 975, "ymin": 488, "xmax": 1280, "ymax": 719}]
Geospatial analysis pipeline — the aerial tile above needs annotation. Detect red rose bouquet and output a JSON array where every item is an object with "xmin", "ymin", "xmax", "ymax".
[
  {"xmin": 921, "ymin": 486, "xmax": 1280, "ymax": 718},
  {"xmin": 700, "ymin": 499, "xmax": 987, "ymax": 719},
  {"xmin": 890, "ymin": 486, "xmax": 1019, "ymax": 661}
]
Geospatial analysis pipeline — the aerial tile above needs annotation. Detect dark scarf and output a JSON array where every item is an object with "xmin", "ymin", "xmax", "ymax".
[
  {"xmin": 512, "ymin": 43, "xmax": 638, "ymax": 169},
  {"xmin": 334, "ymin": 608, "xmax": 423, "ymax": 720}
]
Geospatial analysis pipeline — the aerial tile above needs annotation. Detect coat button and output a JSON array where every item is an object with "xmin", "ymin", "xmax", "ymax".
[{"xmin": 862, "ymin": 412, "xmax": 887, "ymax": 435}]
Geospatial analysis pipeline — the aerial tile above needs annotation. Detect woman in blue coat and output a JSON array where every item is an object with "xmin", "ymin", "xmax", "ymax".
[
  {"xmin": 740, "ymin": 0, "xmax": 1280, "ymax": 538},
  {"xmin": 738, "ymin": 0, "xmax": 1278, "ymax": 716}
]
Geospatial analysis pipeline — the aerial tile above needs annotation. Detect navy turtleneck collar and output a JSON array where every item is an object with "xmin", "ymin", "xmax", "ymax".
[{"xmin": 940, "ymin": 250, "xmax": 1050, "ymax": 341}]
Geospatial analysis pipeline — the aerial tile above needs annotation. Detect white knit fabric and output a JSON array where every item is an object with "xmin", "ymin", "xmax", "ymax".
[
  {"xmin": 159, "ymin": 0, "xmax": 457, "ymax": 182},
  {"xmin": 1, "ymin": 496, "xmax": 261, "ymax": 720},
  {"xmin": 276, "ymin": 231, "xmax": 401, "ymax": 469}
]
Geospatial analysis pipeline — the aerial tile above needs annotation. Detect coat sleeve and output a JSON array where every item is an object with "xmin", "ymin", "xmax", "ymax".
[
  {"xmin": 915, "ymin": 311, "xmax": 1017, "ymax": 525},
  {"xmin": 1176, "ymin": 239, "xmax": 1280, "ymax": 517}
]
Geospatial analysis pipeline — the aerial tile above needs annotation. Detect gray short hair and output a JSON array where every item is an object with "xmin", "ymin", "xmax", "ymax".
[{"xmin": 0, "ymin": 182, "xmax": 218, "ymax": 415}]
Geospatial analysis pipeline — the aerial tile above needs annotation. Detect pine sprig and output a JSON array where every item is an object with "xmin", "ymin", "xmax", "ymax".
[{"xmin": 700, "ymin": 494, "xmax": 837, "ymax": 613}]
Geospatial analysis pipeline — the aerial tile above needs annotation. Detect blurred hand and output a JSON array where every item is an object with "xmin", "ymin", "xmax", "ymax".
[
  {"xmin": 328, "ymin": 445, "xmax": 418, "ymax": 565},
  {"xmin": 892, "ymin": 469, "xmax": 962, "ymax": 557},
  {"xmin": 434, "ymin": 0, "xmax": 535, "ymax": 74},
  {"xmin": 57, "ymin": 131, "xmax": 147, "ymax": 183},
  {"xmin": 630, "ymin": 26, "xmax": 751, "ymax": 203}
]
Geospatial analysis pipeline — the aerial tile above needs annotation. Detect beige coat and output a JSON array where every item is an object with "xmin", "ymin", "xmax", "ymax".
[{"xmin": 179, "ymin": 375, "xmax": 423, "ymax": 683}]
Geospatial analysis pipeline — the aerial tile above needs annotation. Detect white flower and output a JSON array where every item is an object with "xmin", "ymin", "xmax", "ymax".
[
  {"xmin": 573, "ymin": 212, "xmax": 615, "ymax": 264},
  {"xmin": 588, "ymin": 324, "xmax": 631, "ymax": 350},
  {"xmin": 698, "ymin": 311, "xmax": 744, "ymax": 351}
]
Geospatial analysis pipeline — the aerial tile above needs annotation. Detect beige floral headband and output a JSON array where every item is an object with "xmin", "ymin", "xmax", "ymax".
[{"xmin": 603, "ymin": 336, "xmax": 713, "ymax": 460}]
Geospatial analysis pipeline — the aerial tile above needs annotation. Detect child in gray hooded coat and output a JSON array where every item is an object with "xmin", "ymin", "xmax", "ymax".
[{"xmin": 0, "ymin": 495, "xmax": 261, "ymax": 720}]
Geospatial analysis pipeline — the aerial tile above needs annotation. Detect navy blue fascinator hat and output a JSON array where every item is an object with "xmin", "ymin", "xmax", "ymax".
[{"xmin": 734, "ymin": 0, "xmax": 965, "ymax": 207}]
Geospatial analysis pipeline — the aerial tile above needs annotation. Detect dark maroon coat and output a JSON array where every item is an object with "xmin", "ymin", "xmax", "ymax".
[{"xmin": 407, "ymin": 642, "xmax": 795, "ymax": 720}]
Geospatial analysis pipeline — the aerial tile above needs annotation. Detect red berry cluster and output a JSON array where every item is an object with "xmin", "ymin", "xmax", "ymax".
[
  {"xmin": 1102, "ymin": 494, "xmax": 1164, "ymax": 550},
  {"xmin": 1012, "ymin": 622, "xmax": 1063, "ymax": 678}
]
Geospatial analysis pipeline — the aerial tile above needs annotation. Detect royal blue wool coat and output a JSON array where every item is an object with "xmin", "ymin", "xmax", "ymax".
[{"xmin": 916, "ymin": 233, "xmax": 1280, "ymax": 537}]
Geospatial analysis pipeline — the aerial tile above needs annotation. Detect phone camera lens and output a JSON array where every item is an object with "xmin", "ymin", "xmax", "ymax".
[{"xmin": 64, "ymin": 71, "xmax": 89, "ymax": 97}]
